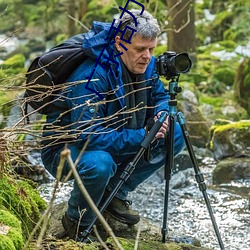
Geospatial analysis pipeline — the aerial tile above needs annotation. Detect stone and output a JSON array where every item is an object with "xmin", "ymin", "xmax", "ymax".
[
  {"xmin": 213, "ymin": 157, "xmax": 250, "ymax": 184},
  {"xmin": 209, "ymin": 120, "xmax": 250, "ymax": 160}
]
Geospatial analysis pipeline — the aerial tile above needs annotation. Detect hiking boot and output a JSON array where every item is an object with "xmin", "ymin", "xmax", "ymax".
[
  {"xmin": 105, "ymin": 196, "xmax": 140, "ymax": 225},
  {"xmin": 61, "ymin": 213, "xmax": 97, "ymax": 243}
]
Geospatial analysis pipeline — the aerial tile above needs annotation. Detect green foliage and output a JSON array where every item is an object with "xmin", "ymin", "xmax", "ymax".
[
  {"xmin": 213, "ymin": 67, "xmax": 235, "ymax": 86},
  {"xmin": 199, "ymin": 91, "xmax": 248, "ymax": 121},
  {"xmin": 196, "ymin": 0, "xmax": 250, "ymax": 46},
  {"xmin": 0, "ymin": 54, "xmax": 26, "ymax": 84},
  {"xmin": 1, "ymin": 54, "xmax": 25, "ymax": 69},
  {"xmin": 199, "ymin": 95, "xmax": 224, "ymax": 107},
  {"xmin": 234, "ymin": 57, "xmax": 250, "ymax": 115},
  {"xmin": 154, "ymin": 44, "xmax": 167, "ymax": 57}
]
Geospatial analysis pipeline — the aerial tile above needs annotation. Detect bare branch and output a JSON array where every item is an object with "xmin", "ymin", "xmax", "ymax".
[{"xmin": 63, "ymin": 148, "xmax": 124, "ymax": 250}]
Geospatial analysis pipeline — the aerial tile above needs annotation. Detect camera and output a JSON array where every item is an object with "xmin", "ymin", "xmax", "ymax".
[{"xmin": 156, "ymin": 51, "xmax": 192, "ymax": 79}]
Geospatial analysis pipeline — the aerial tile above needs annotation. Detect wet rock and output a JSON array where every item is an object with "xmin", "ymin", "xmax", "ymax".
[
  {"xmin": 170, "ymin": 168, "xmax": 193, "ymax": 189},
  {"xmin": 213, "ymin": 157, "xmax": 250, "ymax": 184}
]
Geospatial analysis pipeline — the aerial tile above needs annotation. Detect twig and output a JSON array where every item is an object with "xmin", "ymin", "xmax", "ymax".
[
  {"xmin": 68, "ymin": 14, "xmax": 90, "ymax": 31},
  {"xmin": 61, "ymin": 148, "xmax": 124, "ymax": 250},
  {"xmin": 22, "ymin": 154, "xmax": 65, "ymax": 249},
  {"xmin": 134, "ymin": 220, "xmax": 142, "ymax": 250},
  {"xmin": 93, "ymin": 225, "xmax": 110, "ymax": 250}
]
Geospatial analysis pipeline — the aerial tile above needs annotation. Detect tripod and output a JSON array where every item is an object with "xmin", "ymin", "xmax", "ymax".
[
  {"xmin": 161, "ymin": 77, "xmax": 225, "ymax": 249},
  {"xmin": 82, "ymin": 77, "xmax": 225, "ymax": 250}
]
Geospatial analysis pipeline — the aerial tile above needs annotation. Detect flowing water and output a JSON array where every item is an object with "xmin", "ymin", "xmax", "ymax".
[{"xmin": 38, "ymin": 156, "xmax": 250, "ymax": 250}]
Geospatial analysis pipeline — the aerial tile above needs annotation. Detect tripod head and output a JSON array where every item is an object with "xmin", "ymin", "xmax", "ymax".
[{"xmin": 168, "ymin": 76, "xmax": 182, "ymax": 100}]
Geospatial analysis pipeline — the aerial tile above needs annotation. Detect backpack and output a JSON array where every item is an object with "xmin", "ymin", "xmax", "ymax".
[{"xmin": 24, "ymin": 34, "xmax": 87, "ymax": 115}]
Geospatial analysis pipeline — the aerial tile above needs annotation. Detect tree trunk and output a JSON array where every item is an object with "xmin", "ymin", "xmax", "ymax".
[
  {"xmin": 78, "ymin": 0, "xmax": 88, "ymax": 20},
  {"xmin": 67, "ymin": 0, "xmax": 77, "ymax": 36},
  {"xmin": 167, "ymin": 0, "xmax": 196, "ymax": 62}
]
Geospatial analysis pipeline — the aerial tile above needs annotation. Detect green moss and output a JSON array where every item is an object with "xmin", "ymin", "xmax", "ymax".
[
  {"xmin": 0, "ymin": 209, "xmax": 21, "ymax": 229},
  {"xmin": 217, "ymin": 40, "xmax": 237, "ymax": 51},
  {"xmin": 0, "ymin": 209, "xmax": 24, "ymax": 249},
  {"xmin": 0, "ymin": 175, "xmax": 47, "ymax": 239},
  {"xmin": 199, "ymin": 95, "xmax": 224, "ymax": 107},
  {"xmin": 0, "ymin": 235, "xmax": 16, "ymax": 250},
  {"xmin": 209, "ymin": 120, "xmax": 250, "ymax": 150},
  {"xmin": 213, "ymin": 120, "xmax": 250, "ymax": 133},
  {"xmin": 7, "ymin": 228, "xmax": 24, "ymax": 249},
  {"xmin": 213, "ymin": 67, "xmax": 235, "ymax": 86},
  {"xmin": 106, "ymin": 237, "xmax": 207, "ymax": 250}
]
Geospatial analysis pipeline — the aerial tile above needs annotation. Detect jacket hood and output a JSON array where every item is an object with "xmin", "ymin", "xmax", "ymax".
[{"xmin": 82, "ymin": 21, "xmax": 114, "ymax": 62}]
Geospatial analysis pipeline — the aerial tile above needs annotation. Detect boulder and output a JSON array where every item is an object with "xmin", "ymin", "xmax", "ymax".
[
  {"xmin": 213, "ymin": 157, "xmax": 250, "ymax": 184},
  {"xmin": 209, "ymin": 120, "xmax": 250, "ymax": 160}
]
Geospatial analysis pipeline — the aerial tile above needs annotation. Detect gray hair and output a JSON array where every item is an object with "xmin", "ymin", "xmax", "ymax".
[{"xmin": 117, "ymin": 9, "xmax": 160, "ymax": 40}]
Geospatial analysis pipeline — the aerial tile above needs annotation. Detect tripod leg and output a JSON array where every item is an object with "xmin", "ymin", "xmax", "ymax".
[
  {"xmin": 162, "ymin": 114, "xmax": 175, "ymax": 243},
  {"xmin": 177, "ymin": 112, "xmax": 225, "ymax": 250}
]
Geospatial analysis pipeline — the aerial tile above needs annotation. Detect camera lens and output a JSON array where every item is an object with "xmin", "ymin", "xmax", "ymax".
[{"xmin": 171, "ymin": 53, "xmax": 192, "ymax": 74}]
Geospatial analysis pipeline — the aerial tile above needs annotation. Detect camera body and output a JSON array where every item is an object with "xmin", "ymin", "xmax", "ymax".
[{"xmin": 156, "ymin": 51, "xmax": 192, "ymax": 79}]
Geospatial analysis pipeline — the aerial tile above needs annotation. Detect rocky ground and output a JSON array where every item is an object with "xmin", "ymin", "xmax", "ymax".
[{"xmin": 33, "ymin": 201, "xmax": 211, "ymax": 250}]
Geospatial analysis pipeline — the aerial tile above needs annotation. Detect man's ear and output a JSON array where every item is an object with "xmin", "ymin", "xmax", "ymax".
[{"xmin": 114, "ymin": 36, "xmax": 121, "ymax": 51}]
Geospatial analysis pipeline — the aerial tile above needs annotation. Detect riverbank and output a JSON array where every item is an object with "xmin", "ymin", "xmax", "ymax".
[{"xmin": 38, "ymin": 155, "xmax": 250, "ymax": 250}]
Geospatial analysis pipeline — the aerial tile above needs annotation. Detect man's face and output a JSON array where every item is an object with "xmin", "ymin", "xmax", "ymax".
[{"xmin": 115, "ymin": 35, "xmax": 157, "ymax": 74}]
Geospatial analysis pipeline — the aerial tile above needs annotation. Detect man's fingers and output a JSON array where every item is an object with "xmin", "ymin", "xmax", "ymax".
[{"xmin": 155, "ymin": 132, "xmax": 165, "ymax": 139}]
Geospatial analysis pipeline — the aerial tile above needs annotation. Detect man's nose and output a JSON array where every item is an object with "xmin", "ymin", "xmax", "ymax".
[{"xmin": 142, "ymin": 49, "xmax": 151, "ymax": 59}]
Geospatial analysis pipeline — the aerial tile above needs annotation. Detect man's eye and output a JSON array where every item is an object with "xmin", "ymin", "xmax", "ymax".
[{"xmin": 136, "ymin": 48, "xmax": 144, "ymax": 52}]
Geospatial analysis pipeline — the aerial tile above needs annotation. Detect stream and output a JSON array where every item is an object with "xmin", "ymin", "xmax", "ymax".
[{"xmin": 38, "ymin": 155, "xmax": 250, "ymax": 250}]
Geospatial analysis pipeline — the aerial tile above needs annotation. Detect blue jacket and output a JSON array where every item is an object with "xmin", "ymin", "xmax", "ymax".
[{"xmin": 44, "ymin": 21, "xmax": 170, "ymax": 156}]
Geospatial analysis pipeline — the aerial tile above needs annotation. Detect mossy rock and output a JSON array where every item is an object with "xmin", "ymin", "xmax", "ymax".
[
  {"xmin": 213, "ymin": 157, "xmax": 250, "ymax": 184},
  {"xmin": 106, "ymin": 237, "xmax": 210, "ymax": 250},
  {"xmin": 0, "ymin": 209, "xmax": 24, "ymax": 250},
  {"xmin": 0, "ymin": 174, "xmax": 47, "ymax": 239},
  {"xmin": 209, "ymin": 120, "xmax": 250, "ymax": 160}
]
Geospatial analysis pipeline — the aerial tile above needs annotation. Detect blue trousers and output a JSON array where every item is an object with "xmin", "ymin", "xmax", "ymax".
[{"xmin": 41, "ymin": 123, "xmax": 185, "ymax": 226}]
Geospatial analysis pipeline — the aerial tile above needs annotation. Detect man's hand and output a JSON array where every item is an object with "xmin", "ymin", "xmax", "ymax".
[{"xmin": 154, "ymin": 111, "xmax": 169, "ymax": 139}]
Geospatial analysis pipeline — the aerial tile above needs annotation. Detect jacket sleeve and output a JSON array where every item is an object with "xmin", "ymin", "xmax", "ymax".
[{"xmin": 66, "ymin": 64, "xmax": 146, "ymax": 156}]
